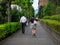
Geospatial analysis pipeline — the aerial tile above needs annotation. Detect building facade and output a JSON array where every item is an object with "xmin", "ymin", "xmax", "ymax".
[{"xmin": 38, "ymin": 0, "xmax": 48, "ymax": 7}]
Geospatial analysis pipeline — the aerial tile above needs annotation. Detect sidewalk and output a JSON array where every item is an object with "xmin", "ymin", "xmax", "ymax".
[{"xmin": 0, "ymin": 22, "xmax": 57, "ymax": 45}]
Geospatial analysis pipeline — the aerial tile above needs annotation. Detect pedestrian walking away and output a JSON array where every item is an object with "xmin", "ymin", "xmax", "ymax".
[
  {"xmin": 30, "ymin": 16, "xmax": 38, "ymax": 36},
  {"xmin": 20, "ymin": 16, "xmax": 27, "ymax": 34}
]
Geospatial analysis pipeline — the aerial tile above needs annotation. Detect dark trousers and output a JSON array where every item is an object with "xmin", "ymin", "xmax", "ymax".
[{"xmin": 22, "ymin": 23, "xmax": 26, "ymax": 34}]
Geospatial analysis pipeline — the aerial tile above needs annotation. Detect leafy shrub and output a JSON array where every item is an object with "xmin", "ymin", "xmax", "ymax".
[
  {"xmin": 43, "ymin": 14, "xmax": 60, "ymax": 21},
  {"xmin": 42, "ymin": 2, "xmax": 56, "ymax": 16},
  {"xmin": 43, "ymin": 16, "xmax": 50, "ymax": 19},
  {"xmin": 40, "ymin": 19, "xmax": 60, "ymax": 33},
  {"xmin": 50, "ymin": 14, "xmax": 60, "ymax": 21},
  {"xmin": 57, "ymin": 0, "xmax": 60, "ymax": 6},
  {"xmin": 11, "ymin": 7, "xmax": 21, "ymax": 22},
  {"xmin": 0, "ymin": 22, "xmax": 21, "ymax": 40},
  {"xmin": 56, "ymin": 6, "xmax": 60, "ymax": 14}
]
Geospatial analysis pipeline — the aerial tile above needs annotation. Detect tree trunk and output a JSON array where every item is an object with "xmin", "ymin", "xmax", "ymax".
[{"xmin": 7, "ymin": 0, "xmax": 11, "ymax": 22}]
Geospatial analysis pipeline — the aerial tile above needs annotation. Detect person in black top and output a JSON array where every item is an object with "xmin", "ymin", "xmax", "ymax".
[
  {"xmin": 30, "ymin": 16, "xmax": 37, "ymax": 36},
  {"xmin": 30, "ymin": 16, "xmax": 35, "ymax": 23}
]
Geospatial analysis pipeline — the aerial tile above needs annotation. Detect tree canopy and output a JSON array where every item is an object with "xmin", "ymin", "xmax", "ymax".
[{"xmin": 0, "ymin": 0, "xmax": 34, "ymax": 23}]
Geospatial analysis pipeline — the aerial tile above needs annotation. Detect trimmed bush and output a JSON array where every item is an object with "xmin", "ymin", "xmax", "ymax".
[
  {"xmin": 43, "ymin": 16, "xmax": 50, "ymax": 19},
  {"xmin": 50, "ymin": 14, "xmax": 60, "ymax": 21},
  {"xmin": 43, "ymin": 14, "xmax": 60, "ymax": 21},
  {"xmin": 0, "ymin": 22, "xmax": 21, "ymax": 40},
  {"xmin": 40, "ymin": 19, "xmax": 60, "ymax": 33}
]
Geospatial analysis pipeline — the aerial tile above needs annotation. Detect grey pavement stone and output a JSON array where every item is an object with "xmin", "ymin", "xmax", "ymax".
[{"xmin": 0, "ymin": 22, "xmax": 57, "ymax": 45}]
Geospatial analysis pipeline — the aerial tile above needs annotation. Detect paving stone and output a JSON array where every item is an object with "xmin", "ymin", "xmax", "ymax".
[{"xmin": 0, "ymin": 22, "xmax": 57, "ymax": 45}]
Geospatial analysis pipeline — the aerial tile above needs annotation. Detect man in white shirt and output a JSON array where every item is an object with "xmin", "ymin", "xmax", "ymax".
[{"xmin": 20, "ymin": 16, "xmax": 27, "ymax": 34}]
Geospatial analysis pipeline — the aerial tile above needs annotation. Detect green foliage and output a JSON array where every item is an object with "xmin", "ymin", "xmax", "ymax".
[
  {"xmin": 12, "ymin": 0, "xmax": 34, "ymax": 20},
  {"xmin": 43, "ymin": 16, "xmax": 50, "ymax": 19},
  {"xmin": 0, "ymin": 0, "xmax": 12, "ymax": 22},
  {"xmin": 0, "ymin": 0, "xmax": 34, "ymax": 23},
  {"xmin": 11, "ymin": 7, "xmax": 21, "ymax": 22},
  {"xmin": 50, "ymin": 14, "xmax": 60, "ymax": 21},
  {"xmin": 0, "ymin": 14, "xmax": 2, "ymax": 24},
  {"xmin": 56, "ymin": 6, "xmax": 60, "ymax": 14},
  {"xmin": 40, "ymin": 19, "xmax": 60, "ymax": 33},
  {"xmin": 0, "ymin": 0, "xmax": 7, "ymax": 23},
  {"xmin": 57, "ymin": 0, "xmax": 60, "ymax": 6},
  {"xmin": 43, "ymin": 14, "xmax": 60, "ymax": 21},
  {"xmin": 42, "ymin": 2, "xmax": 56, "ymax": 16},
  {"xmin": 39, "ymin": 1, "xmax": 60, "ymax": 18},
  {"xmin": 0, "ymin": 22, "xmax": 21, "ymax": 40}
]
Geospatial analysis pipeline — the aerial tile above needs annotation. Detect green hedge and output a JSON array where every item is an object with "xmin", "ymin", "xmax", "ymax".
[
  {"xmin": 40, "ymin": 19, "xmax": 60, "ymax": 33},
  {"xmin": 56, "ymin": 6, "xmax": 60, "ymax": 14},
  {"xmin": 43, "ymin": 14, "xmax": 60, "ymax": 21},
  {"xmin": 43, "ymin": 16, "xmax": 50, "ymax": 19},
  {"xmin": 0, "ymin": 22, "xmax": 21, "ymax": 40},
  {"xmin": 50, "ymin": 14, "xmax": 60, "ymax": 21}
]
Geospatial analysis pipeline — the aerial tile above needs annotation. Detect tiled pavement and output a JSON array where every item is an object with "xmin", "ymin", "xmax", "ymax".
[{"xmin": 0, "ymin": 22, "xmax": 57, "ymax": 45}]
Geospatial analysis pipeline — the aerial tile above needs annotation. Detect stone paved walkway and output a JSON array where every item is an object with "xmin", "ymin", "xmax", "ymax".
[{"xmin": 0, "ymin": 22, "xmax": 57, "ymax": 45}]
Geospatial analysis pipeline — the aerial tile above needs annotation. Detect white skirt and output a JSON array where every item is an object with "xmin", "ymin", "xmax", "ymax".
[{"xmin": 30, "ymin": 23, "xmax": 34, "ymax": 29}]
